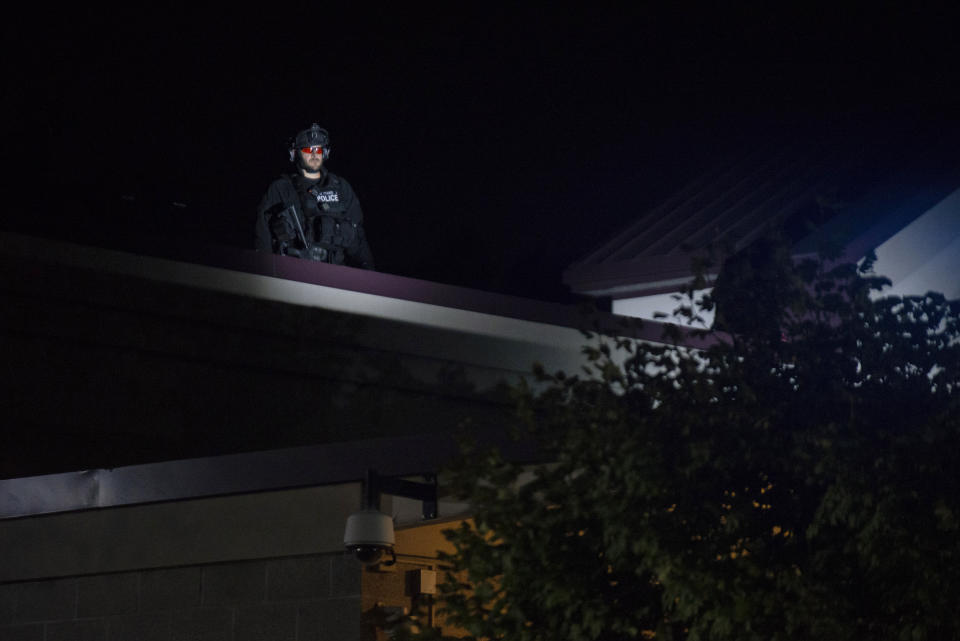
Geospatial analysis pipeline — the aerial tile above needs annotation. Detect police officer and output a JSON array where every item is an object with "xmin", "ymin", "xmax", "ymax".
[{"xmin": 256, "ymin": 124, "xmax": 374, "ymax": 269}]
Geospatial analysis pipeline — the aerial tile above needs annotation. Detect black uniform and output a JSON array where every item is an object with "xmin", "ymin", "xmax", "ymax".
[{"xmin": 255, "ymin": 170, "xmax": 374, "ymax": 270}]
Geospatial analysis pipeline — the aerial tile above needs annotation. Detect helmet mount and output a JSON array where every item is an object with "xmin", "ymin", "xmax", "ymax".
[{"xmin": 289, "ymin": 124, "xmax": 332, "ymax": 166}]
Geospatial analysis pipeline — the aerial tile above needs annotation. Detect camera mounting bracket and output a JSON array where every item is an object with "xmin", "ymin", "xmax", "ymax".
[{"xmin": 362, "ymin": 468, "xmax": 438, "ymax": 520}]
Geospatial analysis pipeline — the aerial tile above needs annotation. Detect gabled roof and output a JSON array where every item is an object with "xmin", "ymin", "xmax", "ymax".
[
  {"xmin": 563, "ymin": 140, "xmax": 849, "ymax": 297},
  {"xmin": 563, "ymin": 128, "xmax": 960, "ymax": 300}
]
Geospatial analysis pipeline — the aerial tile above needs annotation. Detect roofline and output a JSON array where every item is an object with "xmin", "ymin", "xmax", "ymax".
[
  {"xmin": 0, "ymin": 432, "xmax": 540, "ymax": 520},
  {"xmin": 1, "ymin": 230, "xmax": 721, "ymax": 349},
  {"xmin": 577, "ymin": 275, "xmax": 719, "ymax": 300},
  {"xmin": 565, "ymin": 139, "xmax": 960, "ymax": 299},
  {"xmin": 566, "ymin": 183, "xmax": 960, "ymax": 299},
  {"xmin": 563, "ymin": 252, "xmax": 708, "ymax": 297}
]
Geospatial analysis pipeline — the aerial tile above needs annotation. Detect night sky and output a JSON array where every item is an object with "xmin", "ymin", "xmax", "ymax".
[{"xmin": 6, "ymin": 6, "xmax": 958, "ymax": 303}]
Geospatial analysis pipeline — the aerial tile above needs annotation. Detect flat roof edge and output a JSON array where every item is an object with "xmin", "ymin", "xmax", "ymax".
[
  {"xmin": 0, "ymin": 433, "xmax": 541, "ymax": 519},
  {"xmin": 1, "ymin": 230, "xmax": 701, "ymax": 347}
]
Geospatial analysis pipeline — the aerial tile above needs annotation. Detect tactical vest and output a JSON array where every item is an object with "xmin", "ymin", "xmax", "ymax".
[{"xmin": 292, "ymin": 175, "xmax": 363, "ymax": 265}]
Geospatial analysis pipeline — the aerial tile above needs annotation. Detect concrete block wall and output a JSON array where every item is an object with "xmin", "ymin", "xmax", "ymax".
[{"xmin": 0, "ymin": 553, "xmax": 362, "ymax": 641}]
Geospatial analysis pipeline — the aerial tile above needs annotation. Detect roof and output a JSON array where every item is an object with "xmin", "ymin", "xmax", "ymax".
[
  {"xmin": 563, "ymin": 126, "xmax": 960, "ymax": 299},
  {"xmin": 1, "ymin": 230, "xmax": 721, "ymax": 483}
]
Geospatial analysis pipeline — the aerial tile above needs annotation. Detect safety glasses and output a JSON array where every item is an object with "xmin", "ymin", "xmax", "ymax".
[{"xmin": 300, "ymin": 146, "xmax": 324, "ymax": 155}]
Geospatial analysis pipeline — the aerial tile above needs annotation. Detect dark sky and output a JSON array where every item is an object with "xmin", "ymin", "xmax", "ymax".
[{"xmin": 5, "ymin": 6, "xmax": 958, "ymax": 302}]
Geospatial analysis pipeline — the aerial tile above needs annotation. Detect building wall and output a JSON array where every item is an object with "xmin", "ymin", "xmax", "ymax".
[
  {"xmin": 0, "ymin": 481, "xmax": 471, "ymax": 640},
  {"xmin": 0, "ymin": 502, "xmax": 468, "ymax": 641},
  {"xmin": 0, "ymin": 486, "xmax": 366, "ymax": 639},
  {"xmin": 0, "ymin": 486, "xmax": 364, "ymax": 584},
  {"xmin": 0, "ymin": 552, "xmax": 362, "ymax": 641}
]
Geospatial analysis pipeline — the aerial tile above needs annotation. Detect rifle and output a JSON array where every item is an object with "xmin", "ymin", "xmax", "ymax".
[{"xmin": 272, "ymin": 205, "xmax": 328, "ymax": 262}]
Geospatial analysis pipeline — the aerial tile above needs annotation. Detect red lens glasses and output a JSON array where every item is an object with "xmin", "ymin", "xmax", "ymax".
[{"xmin": 301, "ymin": 146, "xmax": 324, "ymax": 155}]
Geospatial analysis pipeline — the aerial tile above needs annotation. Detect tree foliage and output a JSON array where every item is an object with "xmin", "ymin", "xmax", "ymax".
[{"xmin": 400, "ymin": 242, "xmax": 960, "ymax": 641}]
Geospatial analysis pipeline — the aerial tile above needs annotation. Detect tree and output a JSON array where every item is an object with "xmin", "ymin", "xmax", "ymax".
[{"xmin": 400, "ymin": 241, "xmax": 960, "ymax": 641}]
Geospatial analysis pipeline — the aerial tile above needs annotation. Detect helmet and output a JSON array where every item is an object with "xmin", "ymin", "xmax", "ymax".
[{"xmin": 289, "ymin": 123, "xmax": 332, "ymax": 163}]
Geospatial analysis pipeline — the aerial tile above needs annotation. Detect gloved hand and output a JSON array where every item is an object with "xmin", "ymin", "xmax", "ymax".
[
  {"xmin": 287, "ymin": 243, "xmax": 329, "ymax": 262},
  {"xmin": 305, "ymin": 243, "xmax": 328, "ymax": 262}
]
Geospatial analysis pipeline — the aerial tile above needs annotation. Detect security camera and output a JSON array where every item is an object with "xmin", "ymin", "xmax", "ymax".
[{"xmin": 344, "ymin": 508, "xmax": 395, "ymax": 565}]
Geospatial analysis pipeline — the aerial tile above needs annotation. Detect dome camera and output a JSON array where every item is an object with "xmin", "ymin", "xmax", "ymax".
[{"xmin": 344, "ymin": 508, "xmax": 395, "ymax": 565}]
